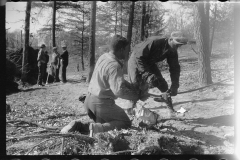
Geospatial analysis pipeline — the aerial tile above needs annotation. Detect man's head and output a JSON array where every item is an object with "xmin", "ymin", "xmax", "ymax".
[
  {"xmin": 168, "ymin": 31, "xmax": 188, "ymax": 51},
  {"xmin": 53, "ymin": 47, "xmax": 58, "ymax": 52},
  {"xmin": 109, "ymin": 35, "xmax": 129, "ymax": 60},
  {"xmin": 40, "ymin": 44, "xmax": 46, "ymax": 51},
  {"xmin": 61, "ymin": 41, "xmax": 67, "ymax": 50}
]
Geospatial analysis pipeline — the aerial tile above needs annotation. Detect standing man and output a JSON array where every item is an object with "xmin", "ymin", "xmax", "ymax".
[
  {"xmin": 51, "ymin": 47, "xmax": 60, "ymax": 82},
  {"xmin": 127, "ymin": 31, "xmax": 188, "ymax": 113},
  {"xmin": 60, "ymin": 42, "xmax": 69, "ymax": 83},
  {"xmin": 37, "ymin": 44, "xmax": 47, "ymax": 86},
  {"xmin": 61, "ymin": 35, "xmax": 142, "ymax": 137}
]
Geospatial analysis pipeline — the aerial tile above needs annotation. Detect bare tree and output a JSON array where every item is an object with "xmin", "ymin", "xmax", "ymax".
[
  {"xmin": 114, "ymin": 1, "xmax": 118, "ymax": 35},
  {"xmin": 21, "ymin": 0, "xmax": 32, "ymax": 82},
  {"xmin": 123, "ymin": 1, "xmax": 135, "ymax": 74},
  {"xmin": 140, "ymin": 1, "xmax": 146, "ymax": 41},
  {"xmin": 195, "ymin": 2, "xmax": 212, "ymax": 86},
  {"xmin": 209, "ymin": 3, "xmax": 217, "ymax": 55},
  {"xmin": 87, "ymin": 1, "xmax": 96, "ymax": 83},
  {"xmin": 81, "ymin": 2, "xmax": 85, "ymax": 71},
  {"xmin": 52, "ymin": 1, "xmax": 56, "ymax": 47}
]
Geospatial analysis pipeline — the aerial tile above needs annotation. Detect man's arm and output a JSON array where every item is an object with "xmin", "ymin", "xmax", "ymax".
[
  {"xmin": 166, "ymin": 51, "xmax": 180, "ymax": 95},
  {"xmin": 108, "ymin": 65, "xmax": 139, "ymax": 101}
]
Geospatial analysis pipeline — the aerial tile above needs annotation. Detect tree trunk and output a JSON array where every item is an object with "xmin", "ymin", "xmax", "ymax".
[
  {"xmin": 20, "ymin": 30, "xmax": 22, "ymax": 48},
  {"xmin": 87, "ymin": 1, "xmax": 96, "ymax": 83},
  {"xmin": 120, "ymin": 1, "xmax": 122, "ymax": 36},
  {"xmin": 196, "ymin": 2, "xmax": 212, "ymax": 86},
  {"xmin": 81, "ymin": 2, "xmax": 85, "ymax": 71},
  {"xmin": 209, "ymin": 3, "xmax": 217, "ymax": 56},
  {"xmin": 140, "ymin": 1, "xmax": 146, "ymax": 41},
  {"xmin": 21, "ymin": 0, "xmax": 32, "ymax": 82},
  {"xmin": 123, "ymin": 1, "xmax": 135, "ymax": 74},
  {"xmin": 115, "ymin": 1, "xmax": 118, "ymax": 35},
  {"xmin": 52, "ymin": 1, "xmax": 56, "ymax": 47}
]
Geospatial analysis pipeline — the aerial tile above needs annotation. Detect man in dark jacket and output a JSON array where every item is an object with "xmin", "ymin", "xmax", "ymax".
[
  {"xmin": 127, "ymin": 31, "xmax": 188, "ymax": 113},
  {"xmin": 60, "ymin": 43, "xmax": 69, "ymax": 83},
  {"xmin": 37, "ymin": 44, "xmax": 47, "ymax": 86}
]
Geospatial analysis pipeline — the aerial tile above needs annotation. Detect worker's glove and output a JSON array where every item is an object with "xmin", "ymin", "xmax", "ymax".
[
  {"xmin": 156, "ymin": 80, "xmax": 168, "ymax": 93},
  {"xmin": 169, "ymin": 87, "xmax": 178, "ymax": 96},
  {"xmin": 139, "ymin": 83, "xmax": 149, "ymax": 101}
]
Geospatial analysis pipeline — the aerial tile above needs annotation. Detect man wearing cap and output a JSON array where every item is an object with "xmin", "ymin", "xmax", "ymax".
[
  {"xmin": 127, "ymin": 31, "xmax": 188, "ymax": 113},
  {"xmin": 60, "ymin": 43, "xmax": 69, "ymax": 83},
  {"xmin": 37, "ymin": 44, "xmax": 47, "ymax": 86},
  {"xmin": 51, "ymin": 47, "xmax": 60, "ymax": 82}
]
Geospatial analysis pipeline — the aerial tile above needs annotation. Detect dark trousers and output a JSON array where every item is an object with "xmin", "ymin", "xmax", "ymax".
[
  {"xmin": 54, "ymin": 66, "xmax": 60, "ymax": 82},
  {"xmin": 60, "ymin": 64, "xmax": 67, "ymax": 82},
  {"xmin": 37, "ymin": 63, "xmax": 46, "ymax": 85},
  {"xmin": 84, "ymin": 93, "xmax": 131, "ymax": 132}
]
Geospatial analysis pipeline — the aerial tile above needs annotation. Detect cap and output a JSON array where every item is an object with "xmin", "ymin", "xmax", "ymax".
[
  {"xmin": 40, "ymin": 44, "xmax": 46, "ymax": 48},
  {"xmin": 53, "ymin": 47, "xmax": 57, "ymax": 51},
  {"xmin": 170, "ymin": 31, "xmax": 188, "ymax": 45}
]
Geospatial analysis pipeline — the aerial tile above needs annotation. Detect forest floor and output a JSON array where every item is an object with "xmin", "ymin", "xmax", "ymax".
[{"xmin": 6, "ymin": 50, "xmax": 234, "ymax": 155}]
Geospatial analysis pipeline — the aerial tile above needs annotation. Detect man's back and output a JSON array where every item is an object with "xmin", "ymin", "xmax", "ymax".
[{"xmin": 88, "ymin": 53, "xmax": 123, "ymax": 99}]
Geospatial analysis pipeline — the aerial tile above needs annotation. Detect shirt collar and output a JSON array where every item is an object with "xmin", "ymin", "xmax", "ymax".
[{"xmin": 106, "ymin": 52, "xmax": 123, "ymax": 68}]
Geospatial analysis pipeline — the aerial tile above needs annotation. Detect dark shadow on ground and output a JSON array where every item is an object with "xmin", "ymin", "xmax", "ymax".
[
  {"xmin": 149, "ymin": 98, "xmax": 218, "ymax": 110},
  {"xmin": 178, "ymin": 129, "xmax": 225, "ymax": 146},
  {"xmin": 173, "ymin": 98, "xmax": 218, "ymax": 106},
  {"xmin": 179, "ymin": 57, "xmax": 198, "ymax": 63},
  {"xmin": 217, "ymin": 83, "xmax": 234, "ymax": 87},
  {"xmin": 66, "ymin": 79, "xmax": 85, "ymax": 84},
  {"xmin": 187, "ymin": 114, "xmax": 234, "ymax": 127},
  {"xmin": 21, "ymin": 87, "xmax": 46, "ymax": 92}
]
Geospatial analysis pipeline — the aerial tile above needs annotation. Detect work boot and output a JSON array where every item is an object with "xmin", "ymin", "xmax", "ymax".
[
  {"xmin": 60, "ymin": 120, "xmax": 89, "ymax": 134},
  {"xmin": 89, "ymin": 123, "xmax": 104, "ymax": 137}
]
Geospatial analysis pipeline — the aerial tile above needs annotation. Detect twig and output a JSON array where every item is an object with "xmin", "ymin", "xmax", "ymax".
[
  {"xmin": 6, "ymin": 119, "xmax": 61, "ymax": 131},
  {"xmin": 7, "ymin": 133, "xmax": 96, "ymax": 143},
  {"xmin": 190, "ymin": 44, "xmax": 198, "ymax": 55},
  {"xmin": 25, "ymin": 139, "xmax": 51, "ymax": 155}
]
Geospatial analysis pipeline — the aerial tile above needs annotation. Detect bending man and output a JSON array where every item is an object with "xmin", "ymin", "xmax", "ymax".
[{"xmin": 127, "ymin": 31, "xmax": 188, "ymax": 113}]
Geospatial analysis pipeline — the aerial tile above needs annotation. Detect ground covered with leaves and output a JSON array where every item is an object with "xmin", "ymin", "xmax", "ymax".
[{"xmin": 6, "ymin": 52, "xmax": 234, "ymax": 155}]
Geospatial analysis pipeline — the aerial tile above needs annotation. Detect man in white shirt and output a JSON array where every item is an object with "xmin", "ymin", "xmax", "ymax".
[{"xmin": 61, "ymin": 35, "xmax": 142, "ymax": 137}]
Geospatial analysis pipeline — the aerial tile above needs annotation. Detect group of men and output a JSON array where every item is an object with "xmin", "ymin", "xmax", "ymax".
[
  {"xmin": 37, "ymin": 43, "xmax": 69, "ymax": 86},
  {"xmin": 61, "ymin": 31, "xmax": 188, "ymax": 137}
]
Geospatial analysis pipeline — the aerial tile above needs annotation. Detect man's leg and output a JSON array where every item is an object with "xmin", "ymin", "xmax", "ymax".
[
  {"xmin": 37, "ymin": 64, "xmax": 44, "ymax": 85},
  {"xmin": 61, "ymin": 65, "xmax": 67, "ymax": 83},
  {"xmin": 55, "ymin": 68, "xmax": 60, "ymax": 82}
]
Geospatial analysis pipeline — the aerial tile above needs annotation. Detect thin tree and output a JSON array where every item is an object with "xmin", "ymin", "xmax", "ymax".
[
  {"xmin": 87, "ymin": 1, "xmax": 96, "ymax": 83},
  {"xmin": 52, "ymin": 1, "xmax": 56, "ymax": 47},
  {"xmin": 120, "ymin": 1, "xmax": 123, "ymax": 36},
  {"xmin": 195, "ymin": 2, "xmax": 212, "ymax": 86},
  {"xmin": 21, "ymin": 0, "xmax": 32, "ymax": 82},
  {"xmin": 123, "ymin": 1, "xmax": 135, "ymax": 74},
  {"xmin": 114, "ymin": 1, "xmax": 118, "ymax": 35},
  {"xmin": 140, "ymin": 1, "xmax": 146, "ymax": 41},
  {"xmin": 209, "ymin": 3, "xmax": 217, "ymax": 55},
  {"xmin": 81, "ymin": 1, "xmax": 85, "ymax": 71}
]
